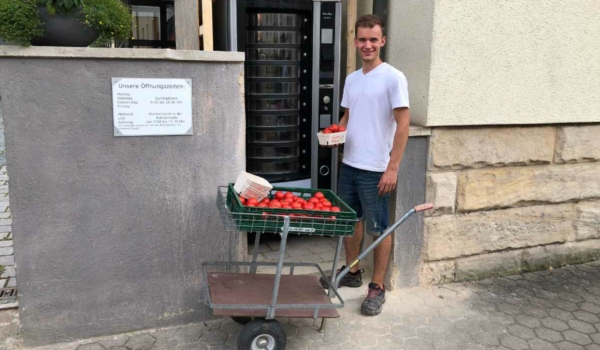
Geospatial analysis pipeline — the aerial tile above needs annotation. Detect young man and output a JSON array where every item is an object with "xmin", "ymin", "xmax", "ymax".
[{"xmin": 320, "ymin": 14, "xmax": 410, "ymax": 315}]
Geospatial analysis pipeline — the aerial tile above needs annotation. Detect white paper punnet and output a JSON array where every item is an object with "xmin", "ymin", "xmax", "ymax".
[
  {"xmin": 234, "ymin": 172, "xmax": 273, "ymax": 200},
  {"xmin": 317, "ymin": 131, "xmax": 346, "ymax": 146}
]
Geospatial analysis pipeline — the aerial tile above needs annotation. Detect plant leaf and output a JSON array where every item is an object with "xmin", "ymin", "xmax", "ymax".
[{"xmin": 63, "ymin": 0, "xmax": 74, "ymax": 9}]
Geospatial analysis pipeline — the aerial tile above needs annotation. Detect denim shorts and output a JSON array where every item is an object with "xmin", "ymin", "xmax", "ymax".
[{"xmin": 338, "ymin": 163, "xmax": 390, "ymax": 236}]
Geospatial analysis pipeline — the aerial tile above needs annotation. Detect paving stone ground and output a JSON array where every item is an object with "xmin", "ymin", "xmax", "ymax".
[{"xmin": 2, "ymin": 259, "xmax": 600, "ymax": 350}]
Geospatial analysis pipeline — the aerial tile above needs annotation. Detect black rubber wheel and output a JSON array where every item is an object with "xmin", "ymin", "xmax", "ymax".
[
  {"xmin": 231, "ymin": 316, "xmax": 253, "ymax": 325},
  {"xmin": 238, "ymin": 319, "xmax": 286, "ymax": 350}
]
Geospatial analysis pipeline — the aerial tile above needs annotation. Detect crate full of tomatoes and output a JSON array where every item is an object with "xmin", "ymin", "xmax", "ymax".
[{"xmin": 226, "ymin": 184, "xmax": 357, "ymax": 236}]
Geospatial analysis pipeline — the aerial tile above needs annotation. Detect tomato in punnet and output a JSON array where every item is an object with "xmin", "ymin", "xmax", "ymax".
[
  {"xmin": 314, "ymin": 192, "xmax": 325, "ymax": 199},
  {"xmin": 322, "ymin": 200, "xmax": 332, "ymax": 208},
  {"xmin": 315, "ymin": 203, "xmax": 323, "ymax": 209},
  {"xmin": 329, "ymin": 124, "xmax": 339, "ymax": 132},
  {"xmin": 285, "ymin": 192, "xmax": 294, "ymax": 199},
  {"xmin": 269, "ymin": 201, "xmax": 281, "ymax": 208},
  {"xmin": 338, "ymin": 126, "xmax": 346, "ymax": 132},
  {"xmin": 303, "ymin": 203, "xmax": 315, "ymax": 210},
  {"xmin": 247, "ymin": 198, "xmax": 258, "ymax": 205},
  {"xmin": 323, "ymin": 128, "xmax": 332, "ymax": 134},
  {"xmin": 292, "ymin": 202, "xmax": 302, "ymax": 209},
  {"xmin": 274, "ymin": 191, "xmax": 285, "ymax": 200},
  {"xmin": 308, "ymin": 197, "xmax": 320, "ymax": 204},
  {"xmin": 260, "ymin": 198, "xmax": 270, "ymax": 204},
  {"xmin": 239, "ymin": 196, "xmax": 246, "ymax": 205},
  {"xmin": 280, "ymin": 199, "xmax": 290, "ymax": 205},
  {"xmin": 330, "ymin": 206, "xmax": 341, "ymax": 212},
  {"xmin": 257, "ymin": 203, "xmax": 267, "ymax": 208}
]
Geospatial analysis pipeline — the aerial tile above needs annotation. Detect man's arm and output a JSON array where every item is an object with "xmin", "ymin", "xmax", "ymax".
[
  {"xmin": 339, "ymin": 108, "xmax": 349, "ymax": 128},
  {"xmin": 378, "ymin": 107, "xmax": 410, "ymax": 195}
]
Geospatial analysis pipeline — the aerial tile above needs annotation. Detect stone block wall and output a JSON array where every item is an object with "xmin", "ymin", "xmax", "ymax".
[{"xmin": 421, "ymin": 124, "xmax": 600, "ymax": 285}]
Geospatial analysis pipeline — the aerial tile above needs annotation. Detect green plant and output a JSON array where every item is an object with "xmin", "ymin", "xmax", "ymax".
[
  {"xmin": 39, "ymin": 0, "xmax": 84, "ymax": 15},
  {"xmin": 0, "ymin": 0, "xmax": 44, "ymax": 46},
  {"xmin": 81, "ymin": 0, "xmax": 131, "ymax": 45}
]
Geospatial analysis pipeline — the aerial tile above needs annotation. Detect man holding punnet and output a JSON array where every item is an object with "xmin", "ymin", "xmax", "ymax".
[{"xmin": 320, "ymin": 14, "xmax": 410, "ymax": 316}]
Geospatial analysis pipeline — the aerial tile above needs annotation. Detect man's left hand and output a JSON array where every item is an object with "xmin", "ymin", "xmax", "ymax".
[{"xmin": 378, "ymin": 169, "xmax": 398, "ymax": 195}]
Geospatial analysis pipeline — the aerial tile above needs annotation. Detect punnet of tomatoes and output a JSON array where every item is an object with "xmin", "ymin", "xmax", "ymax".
[
  {"xmin": 321, "ymin": 123, "xmax": 346, "ymax": 135},
  {"xmin": 238, "ymin": 190, "xmax": 343, "ymax": 221}
]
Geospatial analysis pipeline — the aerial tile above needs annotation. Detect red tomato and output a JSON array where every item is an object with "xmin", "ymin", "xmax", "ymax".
[
  {"xmin": 260, "ymin": 198, "xmax": 270, "ymax": 204},
  {"xmin": 246, "ymin": 203, "xmax": 256, "ymax": 207},
  {"xmin": 322, "ymin": 201, "xmax": 332, "ymax": 208},
  {"xmin": 315, "ymin": 203, "xmax": 323, "ymax": 209},
  {"xmin": 331, "ymin": 206, "xmax": 341, "ymax": 212},
  {"xmin": 269, "ymin": 201, "xmax": 282, "ymax": 208},
  {"xmin": 270, "ymin": 199, "xmax": 280, "ymax": 206},
  {"xmin": 274, "ymin": 191, "xmax": 285, "ymax": 200},
  {"xmin": 285, "ymin": 192, "xmax": 294, "ymax": 199},
  {"xmin": 338, "ymin": 126, "xmax": 346, "ymax": 132},
  {"xmin": 302, "ymin": 203, "xmax": 315, "ymax": 210},
  {"xmin": 321, "ymin": 207, "xmax": 331, "ymax": 212},
  {"xmin": 282, "ymin": 205, "xmax": 292, "ymax": 209},
  {"xmin": 247, "ymin": 198, "xmax": 258, "ymax": 205},
  {"xmin": 323, "ymin": 128, "xmax": 332, "ymax": 134},
  {"xmin": 257, "ymin": 203, "xmax": 267, "ymax": 208},
  {"xmin": 280, "ymin": 199, "xmax": 290, "ymax": 205},
  {"xmin": 314, "ymin": 192, "xmax": 325, "ymax": 199},
  {"xmin": 292, "ymin": 202, "xmax": 302, "ymax": 209},
  {"xmin": 329, "ymin": 124, "xmax": 339, "ymax": 132},
  {"xmin": 308, "ymin": 197, "xmax": 320, "ymax": 204},
  {"xmin": 239, "ymin": 196, "xmax": 246, "ymax": 205}
]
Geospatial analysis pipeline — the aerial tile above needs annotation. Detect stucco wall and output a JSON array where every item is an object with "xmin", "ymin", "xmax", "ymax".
[
  {"xmin": 388, "ymin": 0, "xmax": 600, "ymax": 126},
  {"xmin": 0, "ymin": 47, "xmax": 246, "ymax": 346}
]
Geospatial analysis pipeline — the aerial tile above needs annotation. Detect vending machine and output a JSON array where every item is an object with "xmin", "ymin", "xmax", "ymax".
[{"xmin": 213, "ymin": 0, "xmax": 342, "ymax": 190}]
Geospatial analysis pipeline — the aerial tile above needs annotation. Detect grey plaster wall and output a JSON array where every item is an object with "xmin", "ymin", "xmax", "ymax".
[
  {"xmin": 0, "ymin": 55, "xmax": 246, "ymax": 346},
  {"xmin": 388, "ymin": 137, "xmax": 428, "ymax": 288}
]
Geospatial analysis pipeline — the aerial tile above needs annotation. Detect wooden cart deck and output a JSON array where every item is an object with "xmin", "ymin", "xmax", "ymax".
[{"xmin": 207, "ymin": 272, "xmax": 340, "ymax": 318}]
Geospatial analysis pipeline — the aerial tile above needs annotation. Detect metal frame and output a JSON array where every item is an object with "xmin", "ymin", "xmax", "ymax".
[
  {"xmin": 202, "ymin": 216, "xmax": 347, "ymax": 321},
  {"xmin": 310, "ymin": 2, "xmax": 321, "ymax": 188},
  {"xmin": 330, "ymin": 1, "xmax": 342, "ymax": 192}
]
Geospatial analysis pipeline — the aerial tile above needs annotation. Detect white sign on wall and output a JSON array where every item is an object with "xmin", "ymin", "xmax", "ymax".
[{"xmin": 112, "ymin": 78, "xmax": 193, "ymax": 137}]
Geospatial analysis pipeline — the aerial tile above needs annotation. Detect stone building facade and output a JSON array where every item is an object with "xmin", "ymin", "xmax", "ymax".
[
  {"xmin": 421, "ymin": 125, "xmax": 600, "ymax": 284},
  {"xmin": 384, "ymin": 0, "xmax": 600, "ymax": 285}
]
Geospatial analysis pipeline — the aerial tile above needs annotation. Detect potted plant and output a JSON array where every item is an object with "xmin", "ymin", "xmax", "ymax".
[
  {"xmin": 0, "ymin": 0, "xmax": 44, "ymax": 46},
  {"xmin": 0, "ymin": 0, "xmax": 131, "ymax": 47}
]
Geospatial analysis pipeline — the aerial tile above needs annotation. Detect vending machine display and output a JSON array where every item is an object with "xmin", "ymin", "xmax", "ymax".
[{"xmin": 214, "ymin": 0, "xmax": 342, "ymax": 190}]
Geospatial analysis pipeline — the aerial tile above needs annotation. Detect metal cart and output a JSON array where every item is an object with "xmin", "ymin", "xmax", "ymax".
[{"xmin": 204, "ymin": 185, "xmax": 432, "ymax": 350}]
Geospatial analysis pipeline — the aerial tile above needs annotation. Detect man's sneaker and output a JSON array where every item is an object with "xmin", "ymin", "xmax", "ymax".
[
  {"xmin": 361, "ymin": 283, "xmax": 386, "ymax": 315},
  {"xmin": 319, "ymin": 265, "xmax": 363, "ymax": 289}
]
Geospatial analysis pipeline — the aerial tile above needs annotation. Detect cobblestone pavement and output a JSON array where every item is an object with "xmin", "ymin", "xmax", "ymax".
[{"xmin": 1, "ymin": 260, "xmax": 600, "ymax": 350}]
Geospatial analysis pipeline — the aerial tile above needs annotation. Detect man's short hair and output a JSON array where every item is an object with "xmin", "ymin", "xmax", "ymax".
[{"xmin": 355, "ymin": 14, "xmax": 385, "ymax": 38}]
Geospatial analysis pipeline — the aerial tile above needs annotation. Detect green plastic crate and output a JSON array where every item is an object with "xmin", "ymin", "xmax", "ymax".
[{"xmin": 224, "ymin": 184, "xmax": 358, "ymax": 236}]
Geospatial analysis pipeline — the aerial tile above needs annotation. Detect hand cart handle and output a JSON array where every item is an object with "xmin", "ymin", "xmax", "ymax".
[{"xmin": 333, "ymin": 203, "xmax": 433, "ymax": 287}]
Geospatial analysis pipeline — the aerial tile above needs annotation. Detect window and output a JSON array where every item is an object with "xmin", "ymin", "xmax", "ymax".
[{"xmin": 122, "ymin": 0, "xmax": 176, "ymax": 49}]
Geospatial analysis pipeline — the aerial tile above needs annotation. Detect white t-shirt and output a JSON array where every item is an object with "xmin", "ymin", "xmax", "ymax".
[{"xmin": 341, "ymin": 63, "xmax": 410, "ymax": 172}]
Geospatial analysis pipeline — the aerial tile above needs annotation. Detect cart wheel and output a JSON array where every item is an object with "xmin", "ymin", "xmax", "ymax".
[
  {"xmin": 231, "ymin": 316, "xmax": 253, "ymax": 325},
  {"xmin": 238, "ymin": 319, "xmax": 286, "ymax": 350}
]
